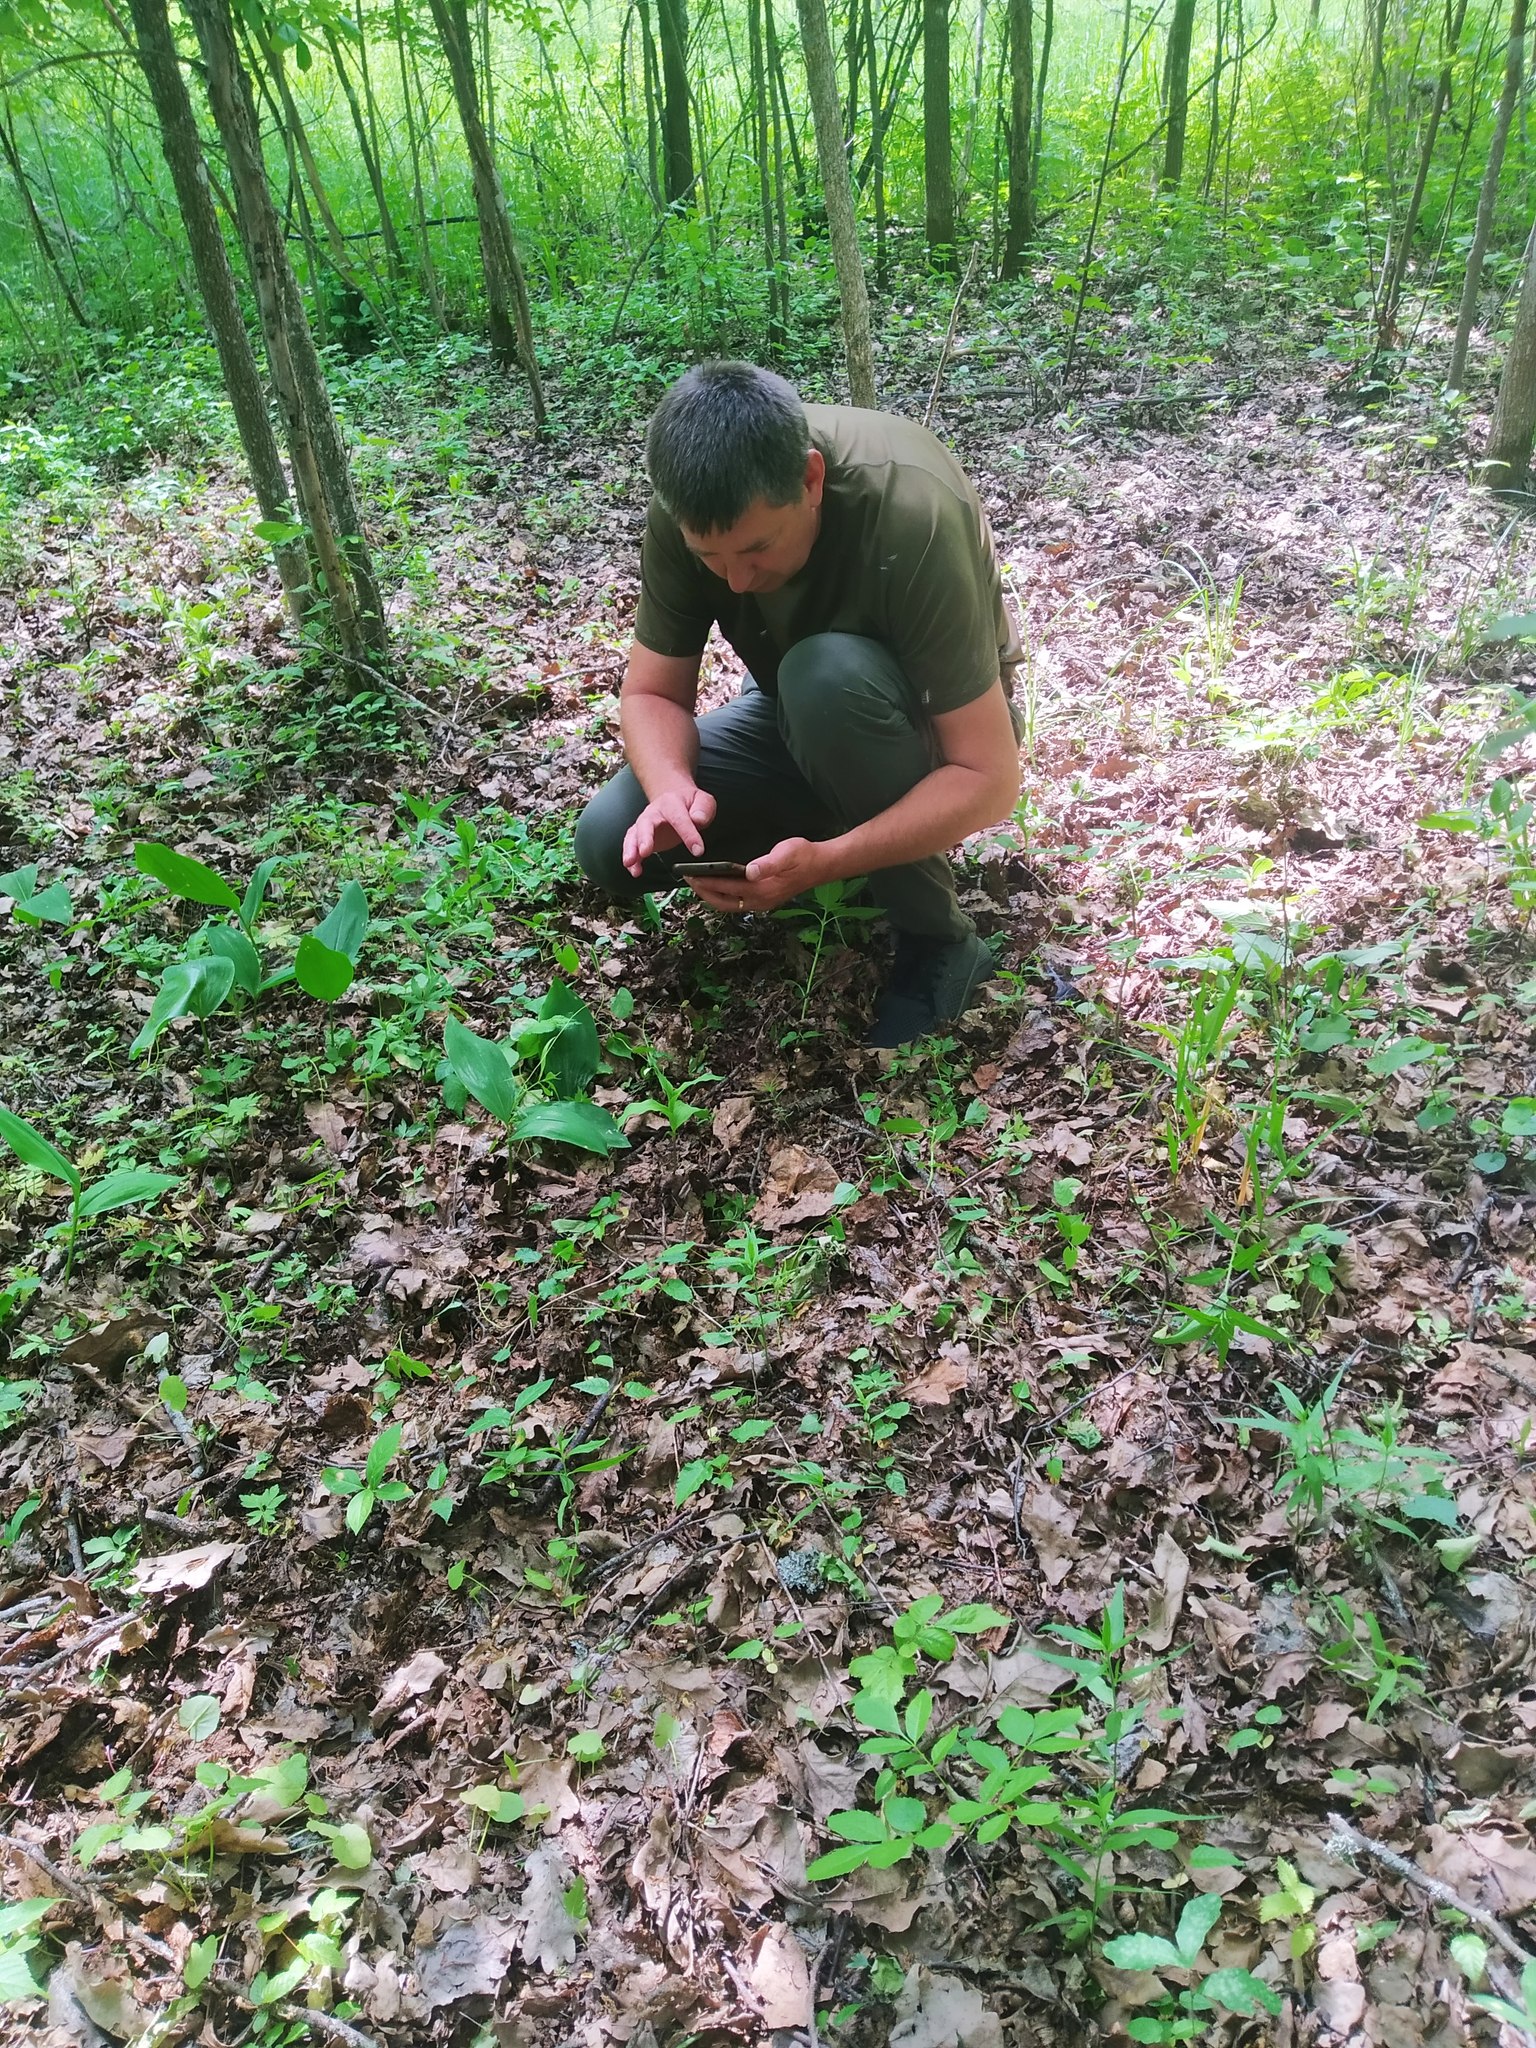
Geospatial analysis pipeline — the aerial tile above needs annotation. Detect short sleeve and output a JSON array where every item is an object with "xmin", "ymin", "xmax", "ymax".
[
  {"xmin": 883, "ymin": 490, "xmax": 1003, "ymax": 715},
  {"xmin": 633, "ymin": 500, "xmax": 715, "ymax": 658}
]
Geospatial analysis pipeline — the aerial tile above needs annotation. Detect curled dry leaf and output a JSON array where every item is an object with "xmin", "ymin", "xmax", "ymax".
[
  {"xmin": 751, "ymin": 1144, "xmax": 843, "ymax": 1231},
  {"xmin": 129, "ymin": 1541, "xmax": 239, "ymax": 1598}
]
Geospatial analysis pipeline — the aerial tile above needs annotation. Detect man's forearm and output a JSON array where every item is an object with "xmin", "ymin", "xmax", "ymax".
[
  {"xmin": 621, "ymin": 692, "xmax": 701, "ymax": 802},
  {"xmin": 816, "ymin": 763, "xmax": 1016, "ymax": 881}
]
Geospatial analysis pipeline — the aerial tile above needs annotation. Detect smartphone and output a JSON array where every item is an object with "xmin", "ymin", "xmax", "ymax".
[{"xmin": 674, "ymin": 860, "xmax": 750, "ymax": 879}]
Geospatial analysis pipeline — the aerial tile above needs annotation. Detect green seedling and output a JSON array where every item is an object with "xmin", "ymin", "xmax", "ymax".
[
  {"xmin": 1038, "ymin": 1176, "xmax": 1091, "ymax": 1290},
  {"xmin": 442, "ymin": 983, "xmax": 627, "ymax": 1160},
  {"xmin": 773, "ymin": 878, "xmax": 881, "ymax": 1019},
  {"xmin": 1227, "ymin": 1373, "xmax": 1458, "ymax": 1538},
  {"xmin": 131, "ymin": 843, "xmax": 368, "ymax": 1057},
  {"xmin": 0, "ymin": 1104, "xmax": 178, "ymax": 1283},
  {"xmin": 625, "ymin": 1051, "xmax": 721, "ymax": 1133},
  {"xmin": 1313, "ymin": 1594, "xmax": 1426, "ymax": 1722},
  {"xmin": 0, "ymin": 1896, "xmax": 59, "ymax": 2006},
  {"xmin": 0, "ymin": 863, "xmax": 72, "ymax": 926},
  {"xmin": 1102, "ymin": 1894, "xmax": 1280, "ymax": 2041},
  {"xmin": 1425, "ymin": 776, "xmax": 1536, "ymax": 922},
  {"xmin": 1257, "ymin": 1855, "xmax": 1317, "ymax": 1959},
  {"xmin": 1472, "ymin": 1958, "xmax": 1536, "ymax": 2038},
  {"xmin": 321, "ymin": 1423, "xmax": 412, "ymax": 1533}
]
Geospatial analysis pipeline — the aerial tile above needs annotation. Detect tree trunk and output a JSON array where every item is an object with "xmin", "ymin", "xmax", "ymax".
[
  {"xmin": 1002, "ymin": 0, "xmax": 1034, "ymax": 275},
  {"xmin": 124, "ymin": 0, "xmax": 310, "ymax": 621},
  {"xmin": 393, "ymin": 0, "xmax": 446, "ymax": 325},
  {"xmin": 923, "ymin": 0, "xmax": 955, "ymax": 261},
  {"xmin": 748, "ymin": 0, "xmax": 782, "ymax": 342},
  {"xmin": 183, "ymin": 0, "xmax": 388, "ymax": 676},
  {"xmin": 0, "ymin": 103, "xmax": 93, "ymax": 330},
  {"xmin": 1160, "ymin": 0, "xmax": 1196, "ymax": 188},
  {"xmin": 1449, "ymin": 0, "xmax": 1526, "ymax": 389},
  {"xmin": 1032, "ymin": 0, "xmax": 1052, "ymax": 187},
  {"xmin": 1375, "ymin": 0, "xmax": 1471, "ymax": 347},
  {"xmin": 655, "ymin": 0, "xmax": 694, "ymax": 206},
  {"xmin": 863, "ymin": 0, "xmax": 887, "ymax": 284},
  {"xmin": 425, "ymin": 0, "xmax": 547, "ymax": 423},
  {"xmin": 1485, "ymin": 216, "xmax": 1536, "ymax": 490},
  {"xmin": 796, "ymin": 0, "xmax": 877, "ymax": 404},
  {"xmin": 324, "ymin": 25, "xmax": 405, "ymax": 277}
]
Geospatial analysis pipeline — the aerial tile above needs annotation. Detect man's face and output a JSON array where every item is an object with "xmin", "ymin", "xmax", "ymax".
[{"xmin": 679, "ymin": 450, "xmax": 825, "ymax": 596}]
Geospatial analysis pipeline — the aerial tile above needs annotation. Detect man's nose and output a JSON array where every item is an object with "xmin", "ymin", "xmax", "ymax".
[{"xmin": 727, "ymin": 567, "xmax": 756, "ymax": 593}]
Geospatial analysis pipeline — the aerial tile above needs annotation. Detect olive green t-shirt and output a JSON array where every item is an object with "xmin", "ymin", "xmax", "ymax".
[{"xmin": 633, "ymin": 405, "xmax": 1023, "ymax": 715}]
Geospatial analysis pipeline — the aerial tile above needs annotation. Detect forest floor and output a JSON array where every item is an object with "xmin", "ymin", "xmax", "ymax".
[{"xmin": 3, "ymin": 323, "xmax": 1536, "ymax": 2048}]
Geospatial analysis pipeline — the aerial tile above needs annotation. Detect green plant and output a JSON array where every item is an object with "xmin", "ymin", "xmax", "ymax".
[
  {"xmin": 1312, "ymin": 1594, "xmax": 1426, "ymax": 1721},
  {"xmin": 0, "ymin": 862, "xmax": 72, "ymax": 927},
  {"xmin": 625, "ymin": 1051, "xmax": 721, "ymax": 1133},
  {"xmin": 1256, "ymin": 1854, "xmax": 1317, "ymax": 1960},
  {"xmin": 0, "ymin": 1104, "xmax": 178, "ymax": 1284},
  {"xmin": 1424, "ymin": 777, "xmax": 1536, "ymax": 923},
  {"xmin": 0, "ymin": 1896, "xmax": 58, "ymax": 2006},
  {"xmin": 241, "ymin": 1484, "xmax": 287, "ymax": 1534},
  {"xmin": 321, "ymin": 1423, "xmax": 412, "ymax": 1533},
  {"xmin": 772, "ymin": 878, "xmax": 881, "ymax": 1021},
  {"xmin": 847, "ymin": 1362, "xmax": 911, "ymax": 1493},
  {"xmin": 1, "ymin": 1496, "xmax": 40, "ymax": 1548},
  {"xmin": 1471, "ymin": 1958, "xmax": 1536, "ymax": 2039},
  {"xmin": 467, "ymin": 1375, "xmax": 627, "ymax": 1520},
  {"xmin": 1131, "ymin": 965, "xmax": 1245, "ymax": 1177},
  {"xmin": 1102, "ymin": 1894, "xmax": 1280, "ymax": 2040},
  {"xmin": 1227, "ymin": 1373, "xmax": 1459, "ymax": 1539},
  {"xmin": 1038, "ymin": 1176, "xmax": 1091, "ymax": 1291},
  {"xmin": 130, "ymin": 843, "xmax": 369, "ymax": 1056},
  {"xmin": 441, "ymin": 984, "xmax": 628, "ymax": 1161}
]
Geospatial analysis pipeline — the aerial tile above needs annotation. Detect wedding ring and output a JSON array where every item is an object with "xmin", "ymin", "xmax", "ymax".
[{"xmin": 737, "ymin": 896, "xmax": 745, "ymax": 911}]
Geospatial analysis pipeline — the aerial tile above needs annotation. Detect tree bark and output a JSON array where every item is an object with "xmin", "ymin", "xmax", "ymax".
[
  {"xmin": 1160, "ymin": 0, "xmax": 1196, "ymax": 188},
  {"xmin": 1449, "ymin": 0, "xmax": 1526, "ymax": 389},
  {"xmin": 1485, "ymin": 216, "xmax": 1536, "ymax": 490},
  {"xmin": 324, "ymin": 24, "xmax": 405, "ymax": 277},
  {"xmin": 748, "ymin": 0, "xmax": 782, "ymax": 342},
  {"xmin": 0, "ymin": 102, "xmax": 93, "ymax": 330},
  {"xmin": 796, "ymin": 0, "xmax": 877, "ymax": 405},
  {"xmin": 425, "ymin": 0, "xmax": 547, "ymax": 422},
  {"xmin": 124, "ymin": 0, "xmax": 310, "ymax": 621},
  {"xmin": 1375, "ymin": 0, "xmax": 1471, "ymax": 347},
  {"xmin": 923, "ymin": 0, "xmax": 955, "ymax": 260},
  {"xmin": 655, "ymin": 0, "xmax": 694, "ymax": 206},
  {"xmin": 1002, "ymin": 0, "xmax": 1034, "ymax": 275},
  {"xmin": 184, "ymin": 0, "xmax": 388, "ymax": 675}
]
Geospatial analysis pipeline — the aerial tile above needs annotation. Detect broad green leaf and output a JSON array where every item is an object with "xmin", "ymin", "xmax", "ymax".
[
  {"xmin": 511, "ymin": 1099, "xmax": 629, "ymax": 1156},
  {"xmin": 0, "ymin": 864, "xmax": 39, "ymax": 901},
  {"xmin": 131, "ymin": 957, "xmax": 236, "ymax": 1057},
  {"xmin": 1189, "ymin": 1843, "xmax": 1240, "ymax": 1868},
  {"xmin": 178, "ymin": 1694, "xmax": 221, "ymax": 1740},
  {"xmin": 183, "ymin": 1935, "xmax": 219, "ymax": 1991},
  {"xmin": 1100, "ymin": 1932, "xmax": 1183, "ymax": 1972},
  {"xmin": 253, "ymin": 518, "xmax": 305, "ymax": 546},
  {"xmin": 159, "ymin": 1374, "xmax": 188, "ymax": 1412},
  {"xmin": 0, "ymin": 1946, "xmax": 48, "ymax": 2006},
  {"xmin": 240, "ymin": 856, "xmax": 282, "ymax": 933},
  {"xmin": 942, "ymin": 1603, "xmax": 1011, "ymax": 1634},
  {"xmin": 205, "ymin": 925, "xmax": 262, "ymax": 998},
  {"xmin": 884, "ymin": 1797, "xmax": 927, "ymax": 1834},
  {"xmin": 534, "ymin": 980, "xmax": 601, "ymax": 1096},
  {"xmin": 77, "ymin": 1168, "xmax": 179, "ymax": 1220},
  {"xmin": 0, "ymin": 1104, "xmax": 78, "ymax": 1192},
  {"xmin": 344, "ymin": 1491, "xmax": 375, "ymax": 1533},
  {"xmin": 1174, "ymin": 1889, "xmax": 1223, "ymax": 1962},
  {"xmin": 21, "ymin": 882, "xmax": 73, "ymax": 925},
  {"xmin": 1366, "ymin": 1035, "xmax": 1438, "ymax": 1076},
  {"xmin": 1201, "ymin": 1968, "xmax": 1282, "ymax": 2017},
  {"xmin": 364, "ymin": 1423, "xmax": 403, "ymax": 1488},
  {"xmin": 1485, "ymin": 609, "xmax": 1536, "ymax": 641},
  {"xmin": 251, "ymin": 1958, "xmax": 308, "ymax": 2005},
  {"xmin": 1449, "ymin": 1932, "xmax": 1488, "ymax": 1986},
  {"xmin": 293, "ymin": 936, "xmax": 354, "ymax": 1002},
  {"xmin": 460, "ymin": 1785, "xmax": 525, "ymax": 1822},
  {"xmin": 805, "ymin": 1842, "xmax": 876, "ymax": 1880},
  {"xmin": 827, "ymin": 1810, "xmax": 889, "ymax": 1843},
  {"xmin": 567, "ymin": 1730, "xmax": 605, "ymax": 1762},
  {"xmin": 1503, "ymin": 1098, "xmax": 1536, "ymax": 1138},
  {"xmin": 316, "ymin": 1821, "xmax": 373, "ymax": 1869},
  {"xmin": 134, "ymin": 842, "xmax": 240, "ymax": 912},
  {"xmin": 0, "ymin": 1899, "xmax": 56, "ymax": 1938},
  {"xmin": 444, "ymin": 1019, "xmax": 524, "ymax": 1127},
  {"xmin": 311, "ymin": 880, "xmax": 369, "ymax": 963}
]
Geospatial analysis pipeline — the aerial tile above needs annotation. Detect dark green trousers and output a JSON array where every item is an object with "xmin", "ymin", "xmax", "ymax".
[{"xmin": 573, "ymin": 632, "xmax": 974, "ymax": 941}]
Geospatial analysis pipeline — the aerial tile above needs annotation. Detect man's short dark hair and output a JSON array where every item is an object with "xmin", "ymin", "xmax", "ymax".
[{"xmin": 646, "ymin": 362, "xmax": 811, "ymax": 533}]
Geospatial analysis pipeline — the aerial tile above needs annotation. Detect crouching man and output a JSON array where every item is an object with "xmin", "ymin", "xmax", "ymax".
[{"xmin": 574, "ymin": 361, "xmax": 1023, "ymax": 1046}]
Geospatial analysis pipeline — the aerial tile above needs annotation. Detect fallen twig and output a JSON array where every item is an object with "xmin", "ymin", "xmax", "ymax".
[
  {"xmin": 277, "ymin": 2005, "xmax": 379, "ymax": 2048},
  {"xmin": 0, "ymin": 1830, "xmax": 91, "ymax": 1903},
  {"xmin": 1325, "ymin": 1812, "xmax": 1535, "ymax": 1969}
]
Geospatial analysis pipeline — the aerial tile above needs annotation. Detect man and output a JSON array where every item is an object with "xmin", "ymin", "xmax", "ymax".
[{"xmin": 574, "ymin": 362, "xmax": 1023, "ymax": 1046}]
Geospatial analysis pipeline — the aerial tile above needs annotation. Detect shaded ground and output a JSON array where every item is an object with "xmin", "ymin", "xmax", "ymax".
[{"xmin": 3, "ymin": 330, "xmax": 1536, "ymax": 2048}]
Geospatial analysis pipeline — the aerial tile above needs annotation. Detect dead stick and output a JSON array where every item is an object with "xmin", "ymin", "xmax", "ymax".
[
  {"xmin": 1325, "ymin": 1812, "xmax": 1535, "ymax": 1968},
  {"xmin": 0, "ymin": 1831, "xmax": 91, "ymax": 1904},
  {"xmin": 278, "ymin": 2005, "xmax": 379, "ymax": 2048}
]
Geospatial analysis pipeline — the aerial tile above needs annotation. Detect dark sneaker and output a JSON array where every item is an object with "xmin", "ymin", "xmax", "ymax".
[{"xmin": 866, "ymin": 931, "xmax": 996, "ymax": 1047}]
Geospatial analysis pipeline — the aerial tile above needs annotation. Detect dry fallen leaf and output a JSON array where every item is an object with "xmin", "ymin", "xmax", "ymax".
[
  {"xmin": 518, "ymin": 1844, "xmax": 583, "ymax": 1971},
  {"xmin": 890, "ymin": 1966, "xmax": 1004, "ymax": 2048},
  {"xmin": 752, "ymin": 1144, "xmax": 844, "ymax": 1230},
  {"xmin": 744, "ymin": 1923, "xmax": 812, "ymax": 2029},
  {"xmin": 130, "ymin": 1542, "xmax": 239, "ymax": 1598},
  {"xmin": 373, "ymin": 1648, "xmax": 449, "ymax": 1726},
  {"xmin": 712, "ymin": 1095, "xmax": 756, "ymax": 1147},
  {"xmin": 905, "ymin": 1354, "xmax": 968, "ymax": 1406},
  {"xmin": 414, "ymin": 1899, "xmax": 518, "ymax": 2008}
]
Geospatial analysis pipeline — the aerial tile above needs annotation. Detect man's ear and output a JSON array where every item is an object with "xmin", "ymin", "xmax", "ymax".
[{"xmin": 804, "ymin": 447, "xmax": 826, "ymax": 505}]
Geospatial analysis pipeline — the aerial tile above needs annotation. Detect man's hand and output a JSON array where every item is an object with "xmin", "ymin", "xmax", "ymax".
[
  {"xmin": 622, "ymin": 784, "xmax": 717, "ymax": 877},
  {"xmin": 685, "ymin": 836, "xmax": 830, "ymax": 914}
]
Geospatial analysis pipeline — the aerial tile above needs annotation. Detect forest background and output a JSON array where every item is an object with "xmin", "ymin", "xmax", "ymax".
[{"xmin": 5, "ymin": 0, "xmax": 1536, "ymax": 2043}]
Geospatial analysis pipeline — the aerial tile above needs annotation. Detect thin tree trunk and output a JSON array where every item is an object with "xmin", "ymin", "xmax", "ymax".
[
  {"xmin": 1064, "ymin": 0, "xmax": 1160, "ymax": 380},
  {"xmin": 1002, "ymin": 0, "xmax": 1034, "ymax": 275},
  {"xmin": 0, "ymin": 103, "xmax": 93, "ymax": 330},
  {"xmin": 124, "ymin": 0, "xmax": 310, "ymax": 621},
  {"xmin": 1161, "ymin": 0, "xmax": 1196, "ymax": 188},
  {"xmin": 1032, "ymin": 0, "xmax": 1052, "ymax": 188},
  {"xmin": 1485, "ymin": 214, "xmax": 1536, "ymax": 488},
  {"xmin": 637, "ymin": 0, "xmax": 663, "ymax": 205},
  {"xmin": 924, "ymin": 0, "xmax": 956, "ymax": 260},
  {"xmin": 324, "ymin": 25, "xmax": 405, "ymax": 276},
  {"xmin": 863, "ymin": 0, "xmax": 887, "ymax": 285},
  {"xmin": 656, "ymin": 0, "xmax": 695, "ymax": 206},
  {"xmin": 1376, "ymin": 0, "xmax": 1471, "ymax": 345},
  {"xmin": 425, "ymin": 0, "xmax": 547, "ymax": 422},
  {"xmin": 766, "ymin": 0, "xmax": 792, "ymax": 319},
  {"xmin": 748, "ymin": 0, "xmax": 782, "ymax": 342},
  {"xmin": 956, "ymin": 0, "xmax": 991, "ymax": 209},
  {"xmin": 767, "ymin": 0, "xmax": 808, "ymax": 201},
  {"xmin": 184, "ymin": 0, "xmax": 388, "ymax": 674},
  {"xmin": 394, "ymin": 0, "xmax": 446, "ymax": 324},
  {"xmin": 1449, "ymin": 0, "xmax": 1526, "ymax": 387},
  {"xmin": 796, "ymin": 0, "xmax": 877, "ymax": 404}
]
